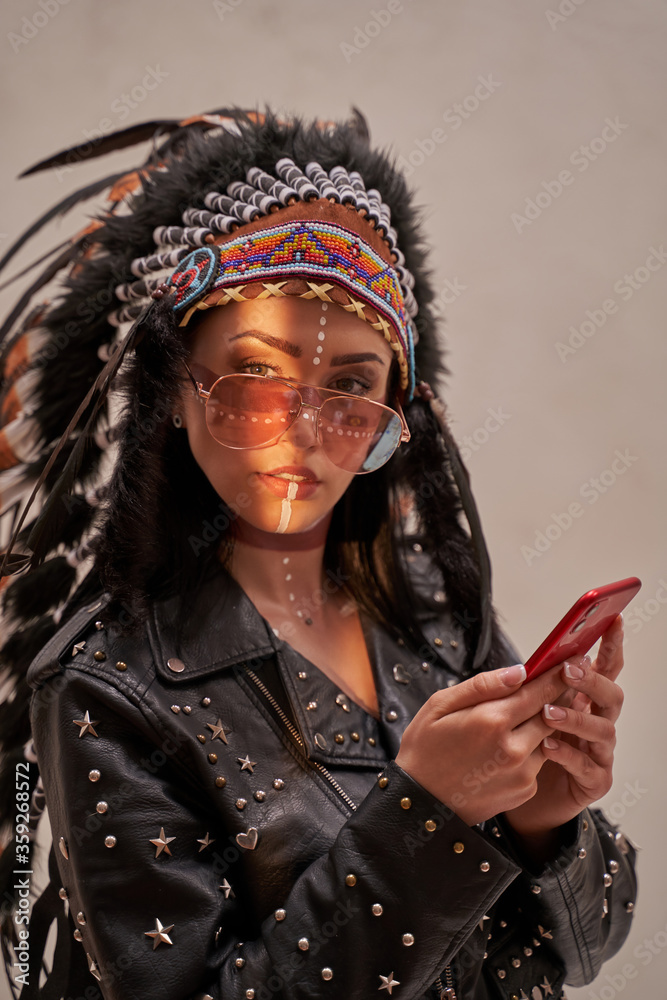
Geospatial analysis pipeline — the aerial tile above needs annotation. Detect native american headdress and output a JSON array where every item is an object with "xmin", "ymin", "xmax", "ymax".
[{"xmin": 0, "ymin": 107, "xmax": 502, "ymax": 964}]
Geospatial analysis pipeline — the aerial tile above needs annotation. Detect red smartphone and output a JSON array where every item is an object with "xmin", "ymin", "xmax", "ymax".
[{"xmin": 524, "ymin": 576, "xmax": 642, "ymax": 682}]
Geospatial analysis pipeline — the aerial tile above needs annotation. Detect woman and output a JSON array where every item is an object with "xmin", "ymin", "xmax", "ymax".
[{"xmin": 0, "ymin": 108, "xmax": 636, "ymax": 1000}]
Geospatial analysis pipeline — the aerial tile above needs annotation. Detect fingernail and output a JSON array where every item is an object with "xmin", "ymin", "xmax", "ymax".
[
  {"xmin": 543, "ymin": 736, "xmax": 559, "ymax": 750},
  {"xmin": 564, "ymin": 660, "xmax": 585, "ymax": 680},
  {"xmin": 544, "ymin": 703, "xmax": 567, "ymax": 721},
  {"xmin": 500, "ymin": 663, "xmax": 527, "ymax": 686}
]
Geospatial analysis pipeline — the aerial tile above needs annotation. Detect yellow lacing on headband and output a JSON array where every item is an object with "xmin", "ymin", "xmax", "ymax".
[{"xmin": 178, "ymin": 281, "xmax": 408, "ymax": 387}]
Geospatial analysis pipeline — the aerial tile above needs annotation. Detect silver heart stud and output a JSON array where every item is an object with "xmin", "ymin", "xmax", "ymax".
[
  {"xmin": 236, "ymin": 827, "xmax": 259, "ymax": 850},
  {"xmin": 392, "ymin": 663, "xmax": 411, "ymax": 684}
]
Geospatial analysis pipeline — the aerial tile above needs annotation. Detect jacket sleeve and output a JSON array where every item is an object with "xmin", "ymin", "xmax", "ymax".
[
  {"xmin": 478, "ymin": 807, "xmax": 638, "ymax": 994},
  {"xmin": 31, "ymin": 662, "xmax": 522, "ymax": 1000}
]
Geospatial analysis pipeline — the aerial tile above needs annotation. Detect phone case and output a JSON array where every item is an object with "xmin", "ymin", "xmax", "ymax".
[{"xmin": 524, "ymin": 576, "xmax": 642, "ymax": 681}]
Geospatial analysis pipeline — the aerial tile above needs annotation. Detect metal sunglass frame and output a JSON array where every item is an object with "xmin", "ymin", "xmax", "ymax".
[{"xmin": 183, "ymin": 361, "xmax": 411, "ymax": 459}]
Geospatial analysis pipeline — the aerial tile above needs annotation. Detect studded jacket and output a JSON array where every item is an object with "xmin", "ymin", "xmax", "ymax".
[{"xmin": 26, "ymin": 548, "xmax": 637, "ymax": 1000}]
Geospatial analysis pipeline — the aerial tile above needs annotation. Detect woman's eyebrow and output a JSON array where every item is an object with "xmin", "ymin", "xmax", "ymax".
[
  {"xmin": 330, "ymin": 352, "xmax": 386, "ymax": 366},
  {"xmin": 227, "ymin": 330, "xmax": 302, "ymax": 358}
]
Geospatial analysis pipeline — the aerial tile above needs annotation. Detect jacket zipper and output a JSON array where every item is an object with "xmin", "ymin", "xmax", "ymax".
[{"xmin": 244, "ymin": 664, "xmax": 455, "ymax": 996}]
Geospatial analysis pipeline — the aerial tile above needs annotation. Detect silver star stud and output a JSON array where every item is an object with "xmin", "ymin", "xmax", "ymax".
[
  {"xmin": 150, "ymin": 827, "xmax": 176, "ymax": 857},
  {"xmin": 72, "ymin": 641, "xmax": 86, "ymax": 656},
  {"xmin": 86, "ymin": 953, "xmax": 101, "ymax": 981},
  {"xmin": 207, "ymin": 719, "xmax": 229, "ymax": 744},
  {"xmin": 197, "ymin": 832, "xmax": 215, "ymax": 852},
  {"xmin": 237, "ymin": 755, "xmax": 257, "ymax": 773},
  {"xmin": 541, "ymin": 976, "xmax": 554, "ymax": 996},
  {"xmin": 478, "ymin": 913, "xmax": 491, "ymax": 932},
  {"xmin": 538, "ymin": 925, "xmax": 553, "ymax": 940},
  {"xmin": 379, "ymin": 972, "xmax": 400, "ymax": 994},
  {"xmin": 72, "ymin": 711, "xmax": 100, "ymax": 738},
  {"xmin": 144, "ymin": 918, "xmax": 174, "ymax": 949},
  {"xmin": 219, "ymin": 879, "xmax": 234, "ymax": 899}
]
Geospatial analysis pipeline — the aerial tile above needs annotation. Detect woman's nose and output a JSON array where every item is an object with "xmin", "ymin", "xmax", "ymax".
[{"xmin": 282, "ymin": 403, "xmax": 320, "ymax": 449}]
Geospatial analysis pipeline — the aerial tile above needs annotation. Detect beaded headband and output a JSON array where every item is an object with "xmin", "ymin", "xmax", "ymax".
[{"xmin": 114, "ymin": 159, "xmax": 419, "ymax": 400}]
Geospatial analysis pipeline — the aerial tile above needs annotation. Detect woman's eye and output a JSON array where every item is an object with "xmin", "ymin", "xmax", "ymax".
[
  {"xmin": 330, "ymin": 375, "xmax": 371, "ymax": 395},
  {"xmin": 243, "ymin": 363, "xmax": 273, "ymax": 376}
]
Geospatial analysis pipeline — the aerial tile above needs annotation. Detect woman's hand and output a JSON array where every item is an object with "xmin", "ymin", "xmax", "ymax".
[
  {"xmin": 502, "ymin": 615, "xmax": 625, "ymax": 840},
  {"xmin": 395, "ymin": 660, "xmax": 569, "ymax": 826}
]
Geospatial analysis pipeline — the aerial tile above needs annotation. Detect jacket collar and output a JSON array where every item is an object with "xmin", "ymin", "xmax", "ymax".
[{"xmin": 149, "ymin": 561, "xmax": 277, "ymax": 684}]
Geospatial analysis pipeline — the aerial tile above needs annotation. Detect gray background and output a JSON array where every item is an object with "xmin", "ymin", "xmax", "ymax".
[{"xmin": 1, "ymin": 0, "xmax": 665, "ymax": 996}]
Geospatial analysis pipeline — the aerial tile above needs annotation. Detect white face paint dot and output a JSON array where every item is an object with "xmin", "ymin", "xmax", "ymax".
[
  {"xmin": 312, "ymin": 357, "xmax": 321, "ymax": 365},
  {"xmin": 319, "ymin": 316, "xmax": 327, "ymax": 325},
  {"xmin": 321, "ymin": 303, "xmax": 328, "ymax": 311},
  {"xmin": 285, "ymin": 574, "xmax": 292, "ymax": 581},
  {"xmin": 317, "ymin": 331, "xmax": 325, "ymax": 341},
  {"xmin": 316, "ymin": 346, "xmax": 323, "ymax": 354},
  {"xmin": 289, "ymin": 593, "xmax": 295, "ymax": 602}
]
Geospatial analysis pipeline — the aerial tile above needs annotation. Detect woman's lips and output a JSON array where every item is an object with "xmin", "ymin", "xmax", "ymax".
[{"xmin": 254, "ymin": 466, "xmax": 320, "ymax": 500}]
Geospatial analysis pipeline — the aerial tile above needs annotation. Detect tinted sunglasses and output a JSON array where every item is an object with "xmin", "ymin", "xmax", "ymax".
[{"xmin": 184, "ymin": 362, "xmax": 410, "ymax": 474}]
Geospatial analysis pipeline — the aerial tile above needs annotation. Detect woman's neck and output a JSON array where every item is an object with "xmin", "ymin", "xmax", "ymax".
[{"xmin": 227, "ymin": 513, "xmax": 348, "ymax": 631}]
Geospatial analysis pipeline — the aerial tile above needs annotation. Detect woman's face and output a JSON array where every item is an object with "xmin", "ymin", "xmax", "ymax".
[{"xmin": 179, "ymin": 295, "xmax": 396, "ymax": 535}]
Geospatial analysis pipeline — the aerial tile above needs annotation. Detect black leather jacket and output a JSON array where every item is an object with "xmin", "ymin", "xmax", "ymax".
[{"xmin": 27, "ymin": 549, "xmax": 637, "ymax": 1000}]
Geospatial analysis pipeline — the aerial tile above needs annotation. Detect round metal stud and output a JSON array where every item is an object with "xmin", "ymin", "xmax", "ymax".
[
  {"xmin": 433, "ymin": 590, "xmax": 446, "ymax": 603},
  {"xmin": 104, "ymin": 835, "xmax": 117, "ymax": 849},
  {"xmin": 583, "ymin": 818, "xmax": 589, "ymax": 831},
  {"xmin": 115, "ymin": 660, "xmax": 127, "ymax": 671},
  {"xmin": 197, "ymin": 735, "xmax": 206, "ymax": 743},
  {"xmin": 345, "ymin": 874, "xmax": 357, "ymax": 886},
  {"xmin": 307, "ymin": 701, "xmax": 318, "ymax": 711},
  {"xmin": 425, "ymin": 819, "xmax": 437, "ymax": 832},
  {"xmin": 334, "ymin": 733, "xmax": 344, "ymax": 744},
  {"xmin": 531, "ymin": 885, "xmax": 541, "ymax": 894},
  {"xmin": 235, "ymin": 798, "xmax": 247, "ymax": 810},
  {"xmin": 523, "ymin": 946, "xmax": 533, "ymax": 957},
  {"xmin": 604, "ymin": 873, "xmax": 613, "ymax": 887},
  {"xmin": 321, "ymin": 968, "xmax": 333, "ymax": 981},
  {"xmin": 386, "ymin": 709, "xmax": 398, "ymax": 721},
  {"xmin": 59, "ymin": 837, "xmax": 69, "ymax": 860},
  {"xmin": 609, "ymin": 860, "xmax": 620, "ymax": 874},
  {"xmin": 297, "ymin": 671, "xmax": 307, "ymax": 680},
  {"xmin": 202, "ymin": 697, "xmax": 211, "ymax": 707},
  {"xmin": 350, "ymin": 731, "xmax": 360, "ymax": 741},
  {"xmin": 96, "ymin": 801, "xmax": 108, "ymax": 814},
  {"xmin": 402, "ymin": 933, "xmax": 415, "ymax": 946},
  {"xmin": 368, "ymin": 737, "xmax": 376, "ymax": 746},
  {"xmin": 76, "ymin": 912, "xmax": 86, "ymax": 926},
  {"xmin": 167, "ymin": 657, "xmax": 185, "ymax": 673},
  {"xmin": 499, "ymin": 920, "xmax": 507, "ymax": 928},
  {"xmin": 88, "ymin": 769, "xmax": 101, "ymax": 782},
  {"xmin": 480, "ymin": 861, "xmax": 490, "ymax": 872},
  {"xmin": 453, "ymin": 842, "xmax": 465, "ymax": 854},
  {"xmin": 235, "ymin": 958, "xmax": 245, "ymax": 968},
  {"xmin": 372, "ymin": 903, "xmax": 383, "ymax": 916},
  {"xmin": 511, "ymin": 958, "xmax": 521, "ymax": 968},
  {"xmin": 245, "ymin": 990, "xmax": 255, "ymax": 999},
  {"xmin": 208, "ymin": 753, "xmax": 218, "ymax": 764},
  {"xmin": 497, "ymin": 969, "xmax": 506, "ymax": 980},
  {"xmin": 273, "ymin": 778, "xmax": 285, "ymax": 790},
  {"xmin": 578, "ymin": 847, "xmax": 587, "ymax": 859},
  {"xmin": 215, "ymin": 776, "xmax": 226, "ymax": 788},
  {"xmin": 254, "ymin": 790, "xmax": 266, "ymax": 802},
  {"xmin": 450, "ymin": 639, "xmax": 458, "ymax": 648},
  {"xmin": 274, "ymin": 909, "xmax": 286, "ymax": 921},
  {"xmin": 171, "ymin": 705, "xmax": 181, "ymax": 714},
  {"xmin": 626, "ymin": 901, "xmax": 635, "ymax": 913},
  {"xmin": 94, "ymin": 621, "xmax": 104, "ymax": 630},
  {"xmin": 73, "ymin": 929, "xmax": 83, "ymax": 941},
  {"xmin": 314, "ymin": 733, "xmax": 327, "ymax": 750},
  {"xmin": 378, "ymin": 776, "xmax": 388, "ymax": 788},
  {"xmin": 298, "ymin": 937, "xmax": 309, "ymax": 951},
  {"xmin": 433, "ymin": 637, "xmax": 443, "ymax": 647},
  {"xmin": 182, "ymin": 706, "xmax": 192, "ymax": 714},
  {"xmin": 59, "ymin": 888, "xmax": 68, "ymax": 900},
  {"xmin": 400, "ymin": 797, "xmax": 412, "ymax": 810},
  {"xmin": 93, "ymin": 650, "xmax": 106, "ymax": 662}
]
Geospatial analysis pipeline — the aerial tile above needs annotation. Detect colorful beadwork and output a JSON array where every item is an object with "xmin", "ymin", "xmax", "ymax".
[{"xmin": 171, "ymin": 221, "xmax": 413, "ymax": 391}]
